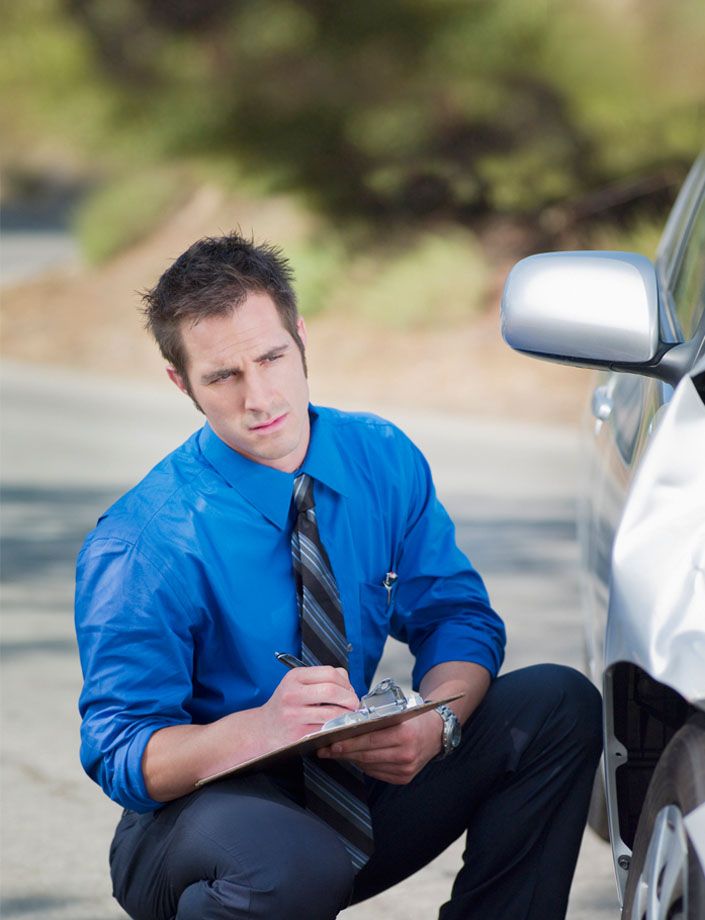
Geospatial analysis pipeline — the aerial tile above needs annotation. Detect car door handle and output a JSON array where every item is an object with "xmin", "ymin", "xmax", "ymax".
[{"xmin": 591, "ymin": 385, "xmax": 614, "ymax": 421}]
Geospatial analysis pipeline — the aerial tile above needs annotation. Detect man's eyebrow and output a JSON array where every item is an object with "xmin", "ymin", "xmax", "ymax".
[
  {"xmin": 200, "ymin": 367, "xmax": 235, "ymax": 384},
  {"xmin": 200, "ymin": 343, "xmax": 290, "ymax": 384},
  {"xmin": 256, "ymin": 342, "xmax": 290, "ymax": 362}
]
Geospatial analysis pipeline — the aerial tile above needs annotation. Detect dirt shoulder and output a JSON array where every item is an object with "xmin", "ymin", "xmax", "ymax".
[{"xmin": 1, "ymin": 188, "xmax": 592, "ymax": 425}]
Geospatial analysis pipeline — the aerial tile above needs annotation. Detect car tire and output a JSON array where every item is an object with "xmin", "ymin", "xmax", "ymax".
[{"xmin": 622, "ymin": 714, "xmax": 705, "ymax": 919}]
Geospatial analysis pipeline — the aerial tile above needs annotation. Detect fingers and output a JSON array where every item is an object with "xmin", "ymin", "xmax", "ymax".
[
  {"xmin": 282, "ymin": 680, "xmax": 358, "ymax": 712},
  {"xmin": 273, "ymin": 667, "xmax": 360, "ymax": 723},
  {"xmin": 293, "ymin": 665, "xmax": 353, "ymax": 688},
  {"xmin": 299, "ymin": 706, "xmax": 361, "ymax": 727},
  {"xmin": 326, "ymin": 748, "xmax": 424, "ymax": 785},
  {"xmin": 320, "ymin": 722, "xmax": 410, "ymax": 757},
  {"xmin": 316, "ymin": 717, "xmax": 440, "ymax": 786},
  {"xmin": 307, "ymin": 681, "xmax": 359, "ymax": 708},
  {"xmin": 319, "ymin": 743, "xmax": 410, "ymax": 765},
  {"xmin": 262, "ymin": 666, "xmax": 361, "ymax": 750},
  {"xmin": 283, "ymin": 668, "xmax": 358, "ymax": 707}
]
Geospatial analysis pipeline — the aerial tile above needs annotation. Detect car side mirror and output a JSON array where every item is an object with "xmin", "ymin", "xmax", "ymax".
[
  {"xmin": 501, "ymin": 251, "xmax": 661, "ymax": 369},
  {"xmin": 500, "ymin": 250, "xmax": 696, "ymax": 384}
]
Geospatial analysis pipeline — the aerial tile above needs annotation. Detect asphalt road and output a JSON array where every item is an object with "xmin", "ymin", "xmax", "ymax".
[
  {"xmin": 1, "ymin": 199, "xmax": 81, "ymax": 288},
  {"xmin": 0, "ymin": 360, "xmax": 619, "ymax": 919}
]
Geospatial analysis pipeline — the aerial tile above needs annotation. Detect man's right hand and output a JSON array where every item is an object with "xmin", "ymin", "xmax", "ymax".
[
  {"xmin": 260, "ymin": 666, "xmax": 360, "ymax": 749},
  {"xmin": 143, "ymin": 665, "xmax": 359, "ymax": 803}
]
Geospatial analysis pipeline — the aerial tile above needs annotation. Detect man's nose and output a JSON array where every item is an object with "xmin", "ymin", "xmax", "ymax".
[{"xmin": 243, "ymin": 369, "xmax": 272, "ymax": 412}]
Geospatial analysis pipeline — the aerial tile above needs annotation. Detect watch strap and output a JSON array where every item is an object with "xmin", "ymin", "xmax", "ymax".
[{"xmin": 435, "ymin": 703, "xmax": 461, "ymax": 758}]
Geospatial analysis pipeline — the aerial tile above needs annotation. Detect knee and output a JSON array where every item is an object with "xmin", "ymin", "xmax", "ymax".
[
  {"xmin": 175, "ymin": 821, "xmax": 355, "ymax": 920},
  {"xmin": 263, "ymin": 831, "xmax": 355, "ymax": 919},
  {"xmin": 167, "ymin": 777, "xmax": 356, "ymax": 920},
  {"xmin": 232, "ymin": 816, "xmax": 355, "ymax": 920},
  {"xmin": 530, "ymin": 663, "xmax": 603, "ymax": 758}
]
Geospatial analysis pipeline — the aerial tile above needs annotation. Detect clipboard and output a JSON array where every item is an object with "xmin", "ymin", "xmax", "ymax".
[{"xmin": 195, "ymin": 685, "xmax": 463, "ymax": 788}]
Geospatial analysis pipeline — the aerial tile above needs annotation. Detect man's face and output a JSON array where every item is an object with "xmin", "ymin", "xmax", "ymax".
[{"xmin": 168, "ymin": 292, "xmax": 311, "ymax": 473}]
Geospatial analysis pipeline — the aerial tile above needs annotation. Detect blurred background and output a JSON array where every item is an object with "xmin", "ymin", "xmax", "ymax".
[
  {"xmin": 1, "ymin": 3, "xmax": 704, "ymax": 918},
  {"xmin": 2, "ymin": 0, "xmax": 703, "ymax": 419}
]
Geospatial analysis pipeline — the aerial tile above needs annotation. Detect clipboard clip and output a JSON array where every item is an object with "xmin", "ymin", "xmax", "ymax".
[
  {"xmin": 322, "ymin": 678, "xmax": 423, "ymax": 730},
  {"xmin": 360, "ymin": 677, "xmax": 408, "ymax": 715}
]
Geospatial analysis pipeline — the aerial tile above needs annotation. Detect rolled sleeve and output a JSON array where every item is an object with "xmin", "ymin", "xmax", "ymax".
[
  {"xmin": 389, "ymin": 439, "xmax": 506, "ymax": 689},
  {"xmin": 75, "ymin": 538, "xmax": 195, "ymax": 812}
]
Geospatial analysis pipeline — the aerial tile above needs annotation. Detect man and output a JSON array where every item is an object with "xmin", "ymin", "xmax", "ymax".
[{"xmin": 75, "ymin": 232, "xmax": 602, "ymax": 920}]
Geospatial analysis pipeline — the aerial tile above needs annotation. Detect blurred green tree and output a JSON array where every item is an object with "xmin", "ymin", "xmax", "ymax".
[{"xmin": 3, "ymin": 0, "xmax": 704, "ymax": 232}]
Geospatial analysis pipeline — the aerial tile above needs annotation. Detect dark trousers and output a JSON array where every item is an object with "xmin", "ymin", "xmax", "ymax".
[{"xmin": 109, "ymin": 664, "xmax": 602, "ymax": 920}]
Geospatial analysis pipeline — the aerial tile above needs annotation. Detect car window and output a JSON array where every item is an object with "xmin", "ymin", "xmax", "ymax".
[
  {"xmin": 670, "ymin": 189, "xmax": 705, "ymax": 340},
  {"xmin": 609, "ymin": 373, "xmax": 645, "ymax": 465}
]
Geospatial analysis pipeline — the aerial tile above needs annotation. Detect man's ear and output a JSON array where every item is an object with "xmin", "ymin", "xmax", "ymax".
[
  {"xmin": 166, "ymin": 367, "xmax": 189, "ymax": 396},
  {"xmin": 296, "ymin": 316, "xmax": 307, "ymax": 349}
]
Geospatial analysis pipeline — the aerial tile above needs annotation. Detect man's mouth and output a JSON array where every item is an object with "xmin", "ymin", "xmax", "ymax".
[{"xmin": 250, "ymin": 412, "xmax": 288, "ymax": 432}]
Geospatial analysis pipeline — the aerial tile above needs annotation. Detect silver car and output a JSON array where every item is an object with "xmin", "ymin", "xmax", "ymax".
[{"xmin": 501, "ymin": 153, "xmax": 705, "ymax": 919}]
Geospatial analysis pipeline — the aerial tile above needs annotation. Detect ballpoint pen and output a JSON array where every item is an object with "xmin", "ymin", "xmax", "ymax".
[
  {"xmin": 383, "ymin": 571, "xmax": 398, "ymax": 606},
  {"xmin": 275, "ymin": 651, "xmax": 307, "ymax": 669}
]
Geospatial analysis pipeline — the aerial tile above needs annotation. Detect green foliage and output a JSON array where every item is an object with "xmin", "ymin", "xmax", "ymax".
[
  {"xmin": 2, "ymin": 0, "xmax": 704, "ymax": 242},
  {"xmin": 332, "ymin": 228, "xmax": 488, "ymax": 328},
  {"xmin": 0, "ymin": 1, "xmax": 119, "ymax": 158},
  {"xmin": 286, "ymin": 236, "xmax": 347, "ymax": 318},
  {"xmin": 73, "ymin": 170, "xmax": 190, "ymax": 263},
  {"xmin": 586, "ymin": 218, "xmax": 664, "ymax": 263}
]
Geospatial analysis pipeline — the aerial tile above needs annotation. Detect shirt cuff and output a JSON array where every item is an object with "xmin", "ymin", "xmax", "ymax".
[
  {"xmin": 88, "ymin": 722, "xmax": 170, "ymax": 813},
  {"xmin": 411, "ymin": 622, "xmax": 505, "ymax": 691}
]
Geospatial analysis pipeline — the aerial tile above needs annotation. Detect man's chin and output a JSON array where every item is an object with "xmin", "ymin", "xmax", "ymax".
[{"xmin": 249, "ymin": 433, "xmax": 307, "ymax": 472}]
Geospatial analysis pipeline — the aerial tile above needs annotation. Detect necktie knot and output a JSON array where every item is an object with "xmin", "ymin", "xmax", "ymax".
[{"xmin": 293, "ymin": 473, "xmax": 315, "ymax": 515}]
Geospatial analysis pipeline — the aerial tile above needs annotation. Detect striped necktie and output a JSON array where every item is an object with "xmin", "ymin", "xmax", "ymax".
[{"xmin": 290, "ymin": 473, "xmax": 374, "ymax": 871}]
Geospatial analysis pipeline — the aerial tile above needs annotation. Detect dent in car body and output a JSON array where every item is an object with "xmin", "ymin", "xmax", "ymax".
[
  {"xmin": 605, "ymin": 359, "xmax": 705, "ymax": 705},
  {"xmin": 603, "ymin": 357, "xmax": 705, "ymax": 894}
]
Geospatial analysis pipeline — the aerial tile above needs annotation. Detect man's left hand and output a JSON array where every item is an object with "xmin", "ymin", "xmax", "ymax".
[{"xmin": 317, "ymin": 709, "xmax": 443, "ymax": 784}]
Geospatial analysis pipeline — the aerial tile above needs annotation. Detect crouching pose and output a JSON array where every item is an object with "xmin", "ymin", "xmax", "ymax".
[{"xmin": 75, "ymin": 233, "xmax": 602, "ymax": 919}]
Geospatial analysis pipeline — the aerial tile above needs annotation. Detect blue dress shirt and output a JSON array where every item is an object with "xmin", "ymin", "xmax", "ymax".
[{"xmin": 75, "ymin": 406, "xmax": 505, "ymax": 812}]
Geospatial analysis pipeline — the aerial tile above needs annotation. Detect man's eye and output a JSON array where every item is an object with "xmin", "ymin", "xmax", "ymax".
[{"xmin": 266, "ymin": 354, "xmax": 283, "ymax": 363}]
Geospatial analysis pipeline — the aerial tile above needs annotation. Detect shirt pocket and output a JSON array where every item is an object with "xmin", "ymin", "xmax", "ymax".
[{"xmin": 358, "ymin": 581, "xmax": 396, "ymax": 686}]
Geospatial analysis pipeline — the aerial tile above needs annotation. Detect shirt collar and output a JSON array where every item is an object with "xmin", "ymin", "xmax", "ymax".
[
  {"xmin": 299, "ymin": 406, "xmax": 349, "ymax": 499},
  {"xmin": 198, "ymin": 406, "xmax": 349, "ymax": 530}
]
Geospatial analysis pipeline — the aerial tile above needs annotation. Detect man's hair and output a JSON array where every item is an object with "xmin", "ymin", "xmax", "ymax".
[{"xmin": 141, "ymin": 232, "xmax": 303, "ymax": 384}]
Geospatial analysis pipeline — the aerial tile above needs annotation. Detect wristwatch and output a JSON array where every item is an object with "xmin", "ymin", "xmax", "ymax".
[{"xmin": 435, "ymin": 704, "xmax": 461, "ymax": 758}]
